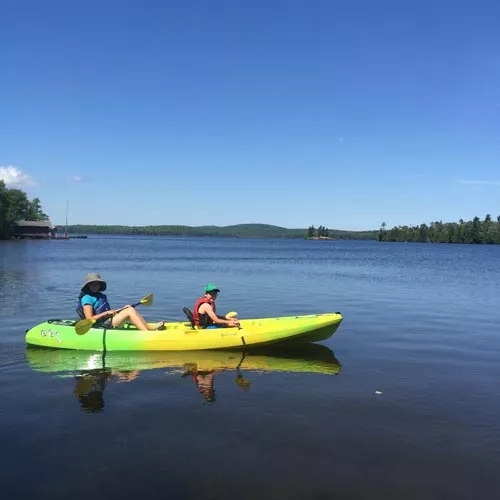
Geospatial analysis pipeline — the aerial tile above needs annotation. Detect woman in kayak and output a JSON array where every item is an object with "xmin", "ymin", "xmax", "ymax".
[
  {"xmin": 77, "ymin": 272, "xmax": 165, "ymax": 331},
  {"xmin": 192, "ymin": 284, "xmax": 240, "ymax": 329}
]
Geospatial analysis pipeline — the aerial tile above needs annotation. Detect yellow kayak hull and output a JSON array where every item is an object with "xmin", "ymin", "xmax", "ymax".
[
  {"xmin": 25, "ymin": 342, "xmax": 342, "ymax": 377},
  {"xmin": 25, "ymin": 313, "xmax": 343, "ymax": 351}
]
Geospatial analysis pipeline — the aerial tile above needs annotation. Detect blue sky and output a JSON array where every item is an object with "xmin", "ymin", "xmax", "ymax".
[{"xmin": 1, "ymin": 0, "xmax": 499, "ymax": 230}]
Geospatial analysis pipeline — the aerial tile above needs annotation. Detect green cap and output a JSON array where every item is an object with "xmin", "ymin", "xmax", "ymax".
[{"xmin": 204, "ymin": 283, "xmax": 220, "ymax": 293}]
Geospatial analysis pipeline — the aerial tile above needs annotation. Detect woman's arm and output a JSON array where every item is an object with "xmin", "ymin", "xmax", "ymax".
[{"xmin": 82, "ymin": 304, "xmax": 116, "ymax": 321}]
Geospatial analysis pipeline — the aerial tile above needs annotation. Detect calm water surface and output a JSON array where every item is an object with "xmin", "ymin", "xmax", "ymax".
[{"xmin": 1, "ymin": 237, "xmax": 499, "ymax": 499}]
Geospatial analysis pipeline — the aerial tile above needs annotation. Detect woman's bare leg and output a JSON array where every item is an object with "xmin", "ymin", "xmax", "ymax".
[
  {"xmin": 112, "ymin": 307, "xmax": 164, "ymax": 330},
  {"xmin": 112, "ymin": 308, "xmax": 149, "ymax": 330}
]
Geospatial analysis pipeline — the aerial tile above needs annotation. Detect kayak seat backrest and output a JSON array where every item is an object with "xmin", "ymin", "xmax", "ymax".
[{"xmin": 183, "ymin": 307, "xmax": 195, "ymax": 329}]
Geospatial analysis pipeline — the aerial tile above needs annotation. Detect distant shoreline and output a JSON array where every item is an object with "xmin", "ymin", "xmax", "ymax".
[{"xmin": 54, "ymin": 223, "xmax": 378, "ymax": 240}]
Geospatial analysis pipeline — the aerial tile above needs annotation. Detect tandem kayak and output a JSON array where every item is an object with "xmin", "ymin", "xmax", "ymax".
[
  {"xmin": 25, "ymin": 342, "xmax": 342, "ymax": 377},
  {"xmin": 25, "ymin": 312, "xmax": 343, "ymax": 351}
]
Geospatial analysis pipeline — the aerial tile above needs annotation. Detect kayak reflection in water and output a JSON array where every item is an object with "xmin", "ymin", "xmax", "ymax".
[
  {"xmin": 73, "ymin": 368, "xmax": 112, "ymax": 413},
  {"xmin": 182, "ymin": 363, "xmax": 217, "ymax": 403},
  {"xmin": 72, "ymin": 367, "xmax": 141, "ymax": 412},
  {"xmin": 181, "ymin": 356, "xmax": 251, "ymax": 404}
]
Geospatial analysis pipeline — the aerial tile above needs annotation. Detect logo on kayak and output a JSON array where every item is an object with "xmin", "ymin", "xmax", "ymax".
[
  {"xmin": 220, "ymin": 332, "xmax": 237, "ymax": 337},
  {"xmin": 40, "ymin": 329, "xmax": 60, "ymax": 338}
]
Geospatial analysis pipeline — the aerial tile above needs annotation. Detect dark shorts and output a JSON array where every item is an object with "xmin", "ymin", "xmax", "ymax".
[{"xmin": 96, "ymin": 318, "xmax": 113, "ymax": 329}]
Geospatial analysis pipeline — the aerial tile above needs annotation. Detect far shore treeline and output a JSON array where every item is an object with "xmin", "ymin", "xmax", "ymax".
[
  {"xmin": 378, "ymin": 215, "xmax": 500, "ymax": 244},
  {"xmin": 57, "ymin": 223, "xmax": 378, "ymax": 240},
  {"xmin": 0, "ymin": 180, "xmax": 48, "ymax": 239},
  {"xmin": 2, "ymin": 182, "xmax": 499, "ymax": 244},
  {"xmin": 54, "ymin": 216, "xmax": 500, "ymax": 243}
]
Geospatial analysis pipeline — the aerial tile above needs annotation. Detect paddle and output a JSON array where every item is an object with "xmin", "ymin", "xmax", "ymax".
[
  {"xmin": 235, "ymin": 373, "xmax": 250, "ymax": 389},
  {"xmin": 226, "ymin": 311, "xmax": 241, "ymax": 329},
  {"xmin": 74, "ymin": 293, "xmax": 154, "ymax": 335},
  {"xmin": 234, "ymin": 352, "xmax": 250, "ymax": 389}
]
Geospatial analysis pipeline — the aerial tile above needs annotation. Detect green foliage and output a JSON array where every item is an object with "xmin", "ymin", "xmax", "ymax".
[
  {"xmin": 318, "ymin": 225, "xmax": 329, "ymax": 237},
  {"xmin": 307, "ymin": 225, "xmax": 330, "ymax": 238},
  {"xmin": 377, "ymin": 215, "xmax": 500, "ymax": 244},
  {"xmin": 3, "ymin": 187, "xmax": 30, "ymax": 222},
  {"xmin": 57, "ymin": 223, "xmax": 378, "ymax": 240},
  {"xmin": 0, "ymin": 181, "xmax": 48, "ymax": 239},
  {"xmin": 0, "ymin": 181, "xmax": 7, "ymax": 236},
  {"xmin": 27, "ymin": 197, "xmax": 48, "ymax": 221}
]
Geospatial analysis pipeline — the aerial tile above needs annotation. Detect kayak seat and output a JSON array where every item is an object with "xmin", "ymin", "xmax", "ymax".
[{"xmin": 183, "ymin": 307, "xmax": 196, "ymax": 329}]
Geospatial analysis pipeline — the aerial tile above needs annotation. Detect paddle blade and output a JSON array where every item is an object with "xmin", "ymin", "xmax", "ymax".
[
  {"xmin": 75, "ymin": 318, "xmax": 95, "ymax": 335},
  {"xmin": 139, "ymin": 293, "xmax": 153, "ymax": 306},
  {"xmin": 235, "ymin": 374, "xmax": 250, "ymax": 389},
  {"xmin": 226, "ymin": 311, "xmax": 238, "ymax": 318}
]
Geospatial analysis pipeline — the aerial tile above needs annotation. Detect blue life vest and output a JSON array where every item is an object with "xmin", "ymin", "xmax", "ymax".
[{"xmin": 76, "ymin": 292, "xmax": 111, "ymax": 320}]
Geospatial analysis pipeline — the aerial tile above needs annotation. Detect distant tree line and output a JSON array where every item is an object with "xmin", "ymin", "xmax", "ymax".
[
  {"xmin": 307, "ymin": 225, "xmax": 330, "ymax": 238},
  {"xmin": 58, "ymin": 223, "xmax": 308, "ymax": 238},
  {"xmin": 0, "ymin": 180, "xmax": 48, "ymax": 239},
  {"xmin": 378, "ymin": 215, "xmax": 500, "ymax": 244},
  {"xmin": 58, "ymin": 223, "xmax": 378, "ymax": 240}
]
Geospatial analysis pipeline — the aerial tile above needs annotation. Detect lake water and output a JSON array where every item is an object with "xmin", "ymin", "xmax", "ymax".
[{"xmin": 1, "ymin": 236, "xmax": 499, "ymax": 499}]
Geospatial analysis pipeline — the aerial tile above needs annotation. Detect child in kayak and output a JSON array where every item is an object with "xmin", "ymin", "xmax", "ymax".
[
  {"xmin": 192, "ymin": 284, "xmax": 240, "ymax": 329},
  {"xmin": 77, "ymin": 272, "xmax": 165, "ymax": 331}
]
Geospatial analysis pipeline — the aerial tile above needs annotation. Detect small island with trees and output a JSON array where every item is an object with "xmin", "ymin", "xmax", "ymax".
[{"xmin": 306, "ymin": 225, "xmax": 334, "ymax": 240}]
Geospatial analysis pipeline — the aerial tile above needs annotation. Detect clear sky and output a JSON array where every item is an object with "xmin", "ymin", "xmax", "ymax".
[{"xmin": 1, "ymin": 0, "xmax": 499, "ymax": 230}]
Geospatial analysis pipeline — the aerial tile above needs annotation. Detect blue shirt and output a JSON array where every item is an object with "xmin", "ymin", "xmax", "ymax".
[
  {"xmin": 77, "ymin": 293, "xmax": 111, "ymax": 322},
  {"xmin": 80, "ymin": 294, "xmax": 98, "ymax": 309}
]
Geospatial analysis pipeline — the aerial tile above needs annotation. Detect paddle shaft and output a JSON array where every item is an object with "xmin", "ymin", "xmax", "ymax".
[
  {"xmin": 107, "ymin": 295, "xmax": 152, "ymax": 318},
  {"xmin": 112, "ymin": 300, "xmax": 142, "ymax": 316}
]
